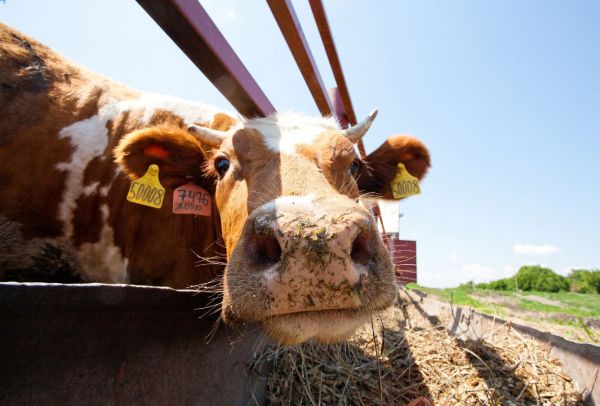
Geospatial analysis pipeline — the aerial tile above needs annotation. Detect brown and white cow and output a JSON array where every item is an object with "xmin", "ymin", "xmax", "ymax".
[
  {"xmin": 0, "ymin": 23, "xmax": 233, "ymax": 287},
  {"xmin": 1, "ymin": 23, "xmax": 431, "ymax": 344}
]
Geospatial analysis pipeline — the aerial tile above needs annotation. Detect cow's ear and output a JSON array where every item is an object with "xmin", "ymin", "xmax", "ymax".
[
  {"xmin": 114, "ymin": 125, "xmax": 213, "ymax": 190},
  {"xmin": 357, "ymin": 135, "xmax": 431, "ymax": 200}
]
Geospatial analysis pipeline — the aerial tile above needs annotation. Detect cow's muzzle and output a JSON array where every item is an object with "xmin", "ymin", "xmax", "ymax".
[{"xmin": 240, "ymin": 196, "xmax": 386, "ymax": 317}]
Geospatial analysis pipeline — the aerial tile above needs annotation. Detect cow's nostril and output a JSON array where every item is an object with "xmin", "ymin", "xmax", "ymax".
[
  {"xmin": 248, "ymin": 233, "xmax": 282, "ymax": 268},
  {"xmin": 351, "ymin": 230, "xmax": 375, "ymax": 266}
]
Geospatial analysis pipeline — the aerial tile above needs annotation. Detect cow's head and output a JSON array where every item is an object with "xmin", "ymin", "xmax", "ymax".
[{"xmin": 115, "ymin": 111, "xmax": 430, "ymax": 345}]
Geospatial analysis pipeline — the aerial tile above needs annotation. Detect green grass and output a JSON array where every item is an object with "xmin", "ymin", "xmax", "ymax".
[
  {"xmin": 405, "ymin": 284, "xmax": 509, "ymax": 318},
  {"xmin": 519, "ymin": 291, "xmax": 600, "ymax": 317},
  {"xmin": 405, "ymin": 284, "xmax": 600, "ymax": 343},
  {"xmin": 405, "ymin": 283, "xmax": 600, "ymax": 320}
]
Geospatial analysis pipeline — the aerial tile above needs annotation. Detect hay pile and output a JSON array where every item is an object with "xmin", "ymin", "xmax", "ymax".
[{"xmin": 254, "ymin": 290, "xmax": 582, "ymax": 405}]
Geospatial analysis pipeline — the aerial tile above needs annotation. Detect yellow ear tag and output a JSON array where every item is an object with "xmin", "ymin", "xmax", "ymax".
[
  {"xmin": 391, "ymin": 163, "xmax": 421, "ymax": 199},
  {"xmin": 126, "ymin": 164, "xmax": 165, "ymax": 209}
]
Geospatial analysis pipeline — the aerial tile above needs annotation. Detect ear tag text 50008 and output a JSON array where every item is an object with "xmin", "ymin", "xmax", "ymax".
[
  {"xmin": 126, "ymin": 164, "xmax": 165, "ymax": 209},
  {"xmin": 172, "ymin": 183, "xmax": 212, "ymax": 216},
  {"xmin": 391, "ymin": 163, "xmax": 421, "ymax": 199}
]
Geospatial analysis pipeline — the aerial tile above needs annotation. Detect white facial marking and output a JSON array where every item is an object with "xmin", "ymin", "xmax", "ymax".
[
  {"xmin": 257, "ymin": 194, "xmax": 324, "ymax": 219},
  {"xmin": 245, "ymin": 113, "xmax": 339, "ymax": 154}
]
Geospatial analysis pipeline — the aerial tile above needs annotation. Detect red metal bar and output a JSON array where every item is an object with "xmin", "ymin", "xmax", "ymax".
[
  {"xmin": 267, "ymin": 0, "xmax": 335, "ymax": 117},
  {"xmin": 136, "ymin": 0, "xmax": 276, "ymax": 117},
  {"xmin": 310, "ymin": 0, "xmax": 357, "ymax": 125},
  {"xmin": 311, "ymin": 1, "xmax": 369, "ymax": 159},
  {"xmin": 328, "ymin": 87, "xmax": 349, "ymax": 128},
  {"xmin": 328, "ymin": 87, "xmax": 368, "ymax": 158}
]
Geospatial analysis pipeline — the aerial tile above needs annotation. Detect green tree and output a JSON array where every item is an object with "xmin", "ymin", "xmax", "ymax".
[
  {"xmin": 516, "ymin": 265, "xmax": 569, "ymax": 292},
  {"xmin": 568, "ymin": 269, "xmax": 600, "ymax": 294},
  {"xmin": 458, "ymin": 281, "xmax": 475, "ymax": 290},
  {"xmin": 476, "ymin": 277, "xmax": 515, "ymax": 290}
]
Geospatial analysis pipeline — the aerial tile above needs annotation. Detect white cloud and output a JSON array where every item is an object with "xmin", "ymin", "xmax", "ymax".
[
  {"xmin": 203, "ymin": 1, "xmax": 238, "ymax": 24},
  {"xmin": 449, "ymin": 252, "xmax": 460, "ymax": 261},
  {"xmin": 513, "ymin": 244, "xmax": 560, "ymax": 255},
  {"xmin": 222, "ymin": 5, "xmax": 237, "ymax": 22}
]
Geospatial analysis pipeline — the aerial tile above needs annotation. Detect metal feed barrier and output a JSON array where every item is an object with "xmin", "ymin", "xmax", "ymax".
[{"xmin": 0, "ymin": 283, "xmax": 268, "ymax": 405}]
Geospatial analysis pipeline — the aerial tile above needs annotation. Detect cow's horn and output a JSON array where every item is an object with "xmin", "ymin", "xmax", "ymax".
[
  {"xmin": 341, "ymin": 109, "xmax": 378, "ymax": 143},
  {"xmin": 187, "ymin": 125, "xmax": 228, "ymax": 147}
]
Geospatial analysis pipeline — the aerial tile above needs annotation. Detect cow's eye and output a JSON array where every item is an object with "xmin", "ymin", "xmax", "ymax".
[
  {"xmin": 350, "ymin": 160, "xmax": 360, "ymax": 177},
  {"xmin": 215, "ymin": 157, "xmax": 230, "ymax": 178}
]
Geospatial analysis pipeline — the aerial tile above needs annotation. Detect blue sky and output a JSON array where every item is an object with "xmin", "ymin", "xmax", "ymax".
[{"xmin": 2, "ymin": 1, "xmax": 599, "ymax": 287}]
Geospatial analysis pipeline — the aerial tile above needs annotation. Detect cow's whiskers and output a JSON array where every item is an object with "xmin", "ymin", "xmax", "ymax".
[{"xmin": 192, "ymin": 251, "xmax": 228, "ymax": 267}]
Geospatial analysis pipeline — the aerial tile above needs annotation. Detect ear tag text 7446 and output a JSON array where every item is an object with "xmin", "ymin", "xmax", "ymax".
[
  {"xmin": 126, "ymin": 164, "xmax": 165, "ymax": 209},
  {"xmin": 391, "ymin": 163, "xmax": 421, "ymax": 199},
  {"xmin": 173, "ymin": 183, "xmax": 212, "ymax": 216}
]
